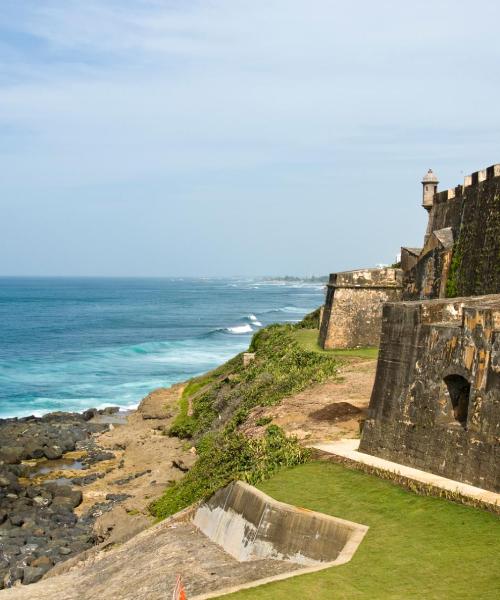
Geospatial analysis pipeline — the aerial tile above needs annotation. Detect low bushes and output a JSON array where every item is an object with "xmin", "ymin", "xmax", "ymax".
[{"xmin": 151, "ymin": 312, "xmax": 338, "ymax": 519}]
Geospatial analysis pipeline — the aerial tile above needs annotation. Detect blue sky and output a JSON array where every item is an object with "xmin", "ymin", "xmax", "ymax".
[{"xmin": 1, "ymin": 0, "xmax": 499, "ymax": 276}]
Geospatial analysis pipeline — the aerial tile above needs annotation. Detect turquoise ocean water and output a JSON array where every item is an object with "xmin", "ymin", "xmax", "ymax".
[{"xmin": 0, "ymin": 278, "xmax": 324, "ymax": 418}]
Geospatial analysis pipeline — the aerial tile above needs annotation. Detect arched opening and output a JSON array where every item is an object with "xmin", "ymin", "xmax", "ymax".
[{"xmin": 444, "ymin": 374, "xmax": 470, "ymax": 427}]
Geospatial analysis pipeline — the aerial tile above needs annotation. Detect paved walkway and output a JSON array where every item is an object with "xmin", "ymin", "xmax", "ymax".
[{"xmin": 313, "ymin": 439, "xmax": 500, "ymax": 507}]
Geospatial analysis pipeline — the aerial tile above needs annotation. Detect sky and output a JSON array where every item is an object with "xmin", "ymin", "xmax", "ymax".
[{"xmin": 1, "ymin": 0, "xmax": 499, "ymax": 277}]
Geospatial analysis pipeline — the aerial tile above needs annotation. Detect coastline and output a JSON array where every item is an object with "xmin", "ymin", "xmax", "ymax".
[
  {"xmin": 0, "ymin": 320, "xmax": 381, "ymax": 597},
  {"xmin": 0, "ymin": 387, "xmax": 196, "ymax": 588}
]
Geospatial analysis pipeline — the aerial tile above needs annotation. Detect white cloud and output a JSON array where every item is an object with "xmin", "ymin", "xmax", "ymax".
[{"xmin": 1, "ymin": 1, "xmax": 499, "ymax": 274}]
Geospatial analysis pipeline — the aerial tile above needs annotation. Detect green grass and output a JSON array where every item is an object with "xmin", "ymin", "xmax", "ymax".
[
  {"xmin": 216, "ymin": 462, "xmax": 500, "ymax": 600},
  {"xmin": 293, "ymin": 328, "xmax": 379, "ymax": 359}
]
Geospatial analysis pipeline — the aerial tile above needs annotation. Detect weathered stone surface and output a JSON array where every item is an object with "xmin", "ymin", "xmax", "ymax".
[
  {"xmin": 319, "ymin": 268, "xmax": 403, "ymax": 349},
  {"xmin": 404, "ymin": 165, "xmax": 500, "ymax": 300},
  {"xmin": 360, "ymin": 294, "xmax": 500, "ymax": 492}
]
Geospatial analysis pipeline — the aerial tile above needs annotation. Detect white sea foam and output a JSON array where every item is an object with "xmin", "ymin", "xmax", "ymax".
[
  {"xmin": 225, "ymin": 324, "xmax": 253, "ymax": 334},
  {"xmin": 245, "ymin": 314, "xmax": 262, "ymax": 327}
]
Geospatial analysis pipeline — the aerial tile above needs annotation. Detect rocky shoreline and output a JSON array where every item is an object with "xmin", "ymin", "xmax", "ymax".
[
  {"xmin": 0, "ymin": 409, "xmax": 123, "ymax": 588},
  {"xmin": 0, "ymin": 387, "xmax": 195, "ymax": 590}
]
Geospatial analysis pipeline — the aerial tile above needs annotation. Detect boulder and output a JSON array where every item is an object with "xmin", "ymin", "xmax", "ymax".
[
  {"xmin": 22, "ymin": 565, "xmax": 47, "ymax": 585},
  {"xmin": 42, "ymin": 445, "xmax": 63, "ymax": 460},
  {"xmin": 0, "ymin": 447, "xmax": 24, "ymax": 464},
  {"xmin": 46, "ymin": 484, "xmax": 82, "ymax": 508}
]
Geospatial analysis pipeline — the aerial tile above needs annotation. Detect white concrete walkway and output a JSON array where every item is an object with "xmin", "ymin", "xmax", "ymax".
[{"xmin": 313, "ymin": 438, "xmax": 500, "ymax": 508}]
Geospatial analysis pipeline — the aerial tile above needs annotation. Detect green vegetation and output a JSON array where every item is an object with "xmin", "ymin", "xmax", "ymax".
[
  {"xmin": 217, "ymin": 462, "xmax": 500, "ymax": 600},
  {"xmin": 294, "ymin": 307, "xmax": 321, "ymax": 329},
  {"xmin": 445, "ymin": 241, "xmax": 463, "ymax": 298},
  {"xmin": 255, "ymin": 416, "xmax": 273, "ymax": 427},
  {"xmin": 152, "ymin": 425, "xmax": 310, "ymax": 518},
  {"xmin": 293, "ymin": 328, "xmax": 378, "ymax": 359},
  {"xmin": 168, "ymin": 372, "xmax": 221, "ymax": 438},
  {"xmin": 151, "ymin": 314, "xmax": 339, "ymax": 519}
]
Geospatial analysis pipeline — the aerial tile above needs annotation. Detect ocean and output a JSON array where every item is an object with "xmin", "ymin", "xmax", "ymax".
[{"xmin": 0, "ymin": 278, "xmax": 325, "ymax": 418}]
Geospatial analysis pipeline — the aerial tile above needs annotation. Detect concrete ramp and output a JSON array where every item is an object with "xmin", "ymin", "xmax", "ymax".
[
  {"xmin": 0, "ymin": 482, "xmax": 367, "ymax": 600},
  {"xmin": 193, "ymin": 480, "xmax": 368, "ymax": 567}
]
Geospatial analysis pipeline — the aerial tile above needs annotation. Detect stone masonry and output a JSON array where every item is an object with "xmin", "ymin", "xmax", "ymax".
[
  {"xmin": 403, "ymin": 164, "xmax": 500, "ymax": 300},
  {"xmin": 318, "ymin": 268, "xmax": 403, "ymax": 349},
  {"xmin": 358, "ymin": 163, "xmax": 500, "ymax": 493},
  {"xmin": 359, "ymin": 294, "xmax": 500, "ymax": 492}
]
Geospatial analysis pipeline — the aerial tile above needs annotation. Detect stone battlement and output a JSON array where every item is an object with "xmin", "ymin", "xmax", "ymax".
[
  {"xmin": 433, "ymin": 163, "xmax": 500, "ymax": 205},
  {"xmin": 328, "ymin": 268, "xmax": 402, "ymax": 290},
  {"xmin": 405, "ymin": 162, "xmax": 500, "ymax": 300}
]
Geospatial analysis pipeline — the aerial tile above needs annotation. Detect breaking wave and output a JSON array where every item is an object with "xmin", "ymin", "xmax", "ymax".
[{"xmin": 0, "ymin": 278, "xmax": 324, "ymax": 418}]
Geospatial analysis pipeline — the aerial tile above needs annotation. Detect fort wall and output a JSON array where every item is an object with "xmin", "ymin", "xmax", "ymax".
[
  {"xmin": 404, "ymin": 163, "xmax": 500, "ymax": 300},
  {"xmin": 319, "ymin": 268, "xmax": 402, "ymax": 349},
  {"xmin": 359, "ymin": 294, "xmax": 500, "ymax": 492}
]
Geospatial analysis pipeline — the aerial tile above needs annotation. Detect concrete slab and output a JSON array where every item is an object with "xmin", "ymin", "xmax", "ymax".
[{"xmin": 313, "ymin": 439, "xmax": 500, "ymax": 508}]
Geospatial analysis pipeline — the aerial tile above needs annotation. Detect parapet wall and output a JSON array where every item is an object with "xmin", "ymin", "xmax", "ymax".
[
  {"xmin": 193, "ymin": 480, "xmax": 368, "ymax": 566},
  {"xmin": 359, "ymin": 294, "xmax": 500, "ymax": 492},
  {"xmin": 319, "ymin": 268, "xmax": 403, "ymax": 349},
  {"xmin": 404, "ymin": 163, "xmax": 500, "ymax": 300}
]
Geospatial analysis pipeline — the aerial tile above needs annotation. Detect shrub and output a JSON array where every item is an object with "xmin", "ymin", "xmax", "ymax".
[
  {"xmin": 151, "ymin": 425, "xmax": 310, "ymax": 519},
  {"xmin": 294, "ymin": 307, "xmax": 321, "ymax": 329},
  {"xmin": 153, "ymin": 319, "xmax": 338, "ymax": 520}
]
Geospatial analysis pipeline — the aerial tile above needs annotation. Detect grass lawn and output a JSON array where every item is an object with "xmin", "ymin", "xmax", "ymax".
[
  {"xmin": 293, "ymin": 328, "xmax": 379, "ymax": 359},
  {"xmin": 215, "ymin": 462, "xmax": 500, "ymax": 600}
]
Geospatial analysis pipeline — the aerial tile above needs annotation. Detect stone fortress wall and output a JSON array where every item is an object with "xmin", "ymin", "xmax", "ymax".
[
  {"xmin": 359, "ymin": 294, "xmax": 500, "ymax": 492},
  {"xmin": 360, "ymin": 162, "xmax": 500, "ymax": 492},
  {"xmin": 403, "ymin": 164, "xmax": 500, "ymax": 300},
  {"xmin": 318, "ymin": 268, "xmax": 403, "ymax": 350}
]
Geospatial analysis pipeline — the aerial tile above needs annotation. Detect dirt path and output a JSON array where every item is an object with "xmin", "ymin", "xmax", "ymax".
[{"xmin": 242, "ymin": 358, "xmax": 377, "ymax": 443}]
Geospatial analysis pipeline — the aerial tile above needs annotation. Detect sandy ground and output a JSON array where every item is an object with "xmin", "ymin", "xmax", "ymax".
[
  {"xmin": 242, "ymin": 357, "xmax": 377, "ymax": 443},
  {"xmin": 74, "ymin": 385, "xmax": 197, "ymax": 548}
]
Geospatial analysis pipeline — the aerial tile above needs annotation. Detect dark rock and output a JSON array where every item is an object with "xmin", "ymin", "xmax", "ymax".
[
  {"xmin": 42, "ymin": 445, "xmax": 63, "ymax": 460},
  {"xmin": 105, "ymin": 493, "xmax": 131, "ymax": 503},
  {"xmin": 99, "ymin": 406, "xmax": 120, "ymax": 415},
  {"xmin": 50, "ymin": 496, "xmax": 78, "ymax": 512},
  {"xmin": 0, "ymin": 447, "xmax": 24, "ymax": 464},
  {"xmin": 4, "ymin": 566, "xmax": 23, "ymax": 588},
  {"xmin": 82, "ymin": 408, "xmax": 97, "ymax": 421},
  {"xmin": 49, "ymin": 511, "xmax": 77, "ymax": 526},
  {"xmin": 9, "ymin": 514, "xmax": 25, "ymax": 527},
  {"xmin": 46, "ymin": 484, "xmax": 82, "ymax": 508},
  {"xmin": 90, "ymin": 451, "xmax": 115, "ymax": 463},
  {"xmin": 22, "ymin": 566, "xmax": 47, "ymax": 585},
  {"xmin": 23, "ymin": 443, "xmax": 45, "ymax": 460},
  {"xmin": 172, "ymin": 458, "xmax": 189, "ymax": 472},
  {"xmin": 0, "ymin": 410, "xmax": 115, "ymax": 585}
]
